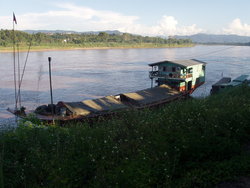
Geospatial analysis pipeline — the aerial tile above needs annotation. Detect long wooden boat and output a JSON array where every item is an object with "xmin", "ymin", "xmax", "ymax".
[
  {"xmin": 7, "ymin": 59, "xmax": 206, "ymax": 123},
  {"xmin": 8, "ymin": 84, "xmax": 189, "ymax": 123}
]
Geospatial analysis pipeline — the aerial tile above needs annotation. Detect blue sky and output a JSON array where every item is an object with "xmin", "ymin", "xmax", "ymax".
[{"xmin": 1, "ymin": 0, "xmax": 250, "ymax": 36}]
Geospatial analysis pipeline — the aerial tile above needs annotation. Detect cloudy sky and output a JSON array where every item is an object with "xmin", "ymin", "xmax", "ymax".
[{"xmin": 1, "ymin": 0, "xmax": 250, "ymax": 36}]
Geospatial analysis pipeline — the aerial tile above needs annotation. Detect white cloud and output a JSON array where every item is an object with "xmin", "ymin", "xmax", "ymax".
[
  {"xmin": 223, "ymin": 18, "xmax": 250, "ymax": 36},
  {"xmin": 120, "ymin": 16, "xmax": 203, "ymax": 36},
  {"xmin": 0, "ymin": 3, "xmax": 139, "ymax": 31},
  {"xmin": 155, "ymin": 16, "xmax": 203, "ymax": 36},
  {"xmin": 0, "ymin": 4, "xmax": 203, "ymax": 36}
]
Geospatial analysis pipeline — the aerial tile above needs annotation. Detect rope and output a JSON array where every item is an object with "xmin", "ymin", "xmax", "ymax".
[
  {"xmin": 176, "ymin": 46, "xmax": 236, "ymax": 60},
  {"xmin": 16, "ymin": 36, "xmax": 33, "ymax": 107},
  {"xmin": 193, "ymin": 46, "xmax": 236, "ymax": 59}
]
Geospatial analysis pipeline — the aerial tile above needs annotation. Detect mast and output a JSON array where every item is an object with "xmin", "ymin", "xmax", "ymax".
[
  {"xmin": 17, "ymin": 43, "xmax": 21, "ymax": 108},
  {"xmin": 12, "ymin": 12, "xmax": 17, "ymax": 110},
  {"xmin": 9, "ymin": 13, "xmax": 32, "ymax": 116},
  {"xmin": 48, "ymin": 57, "xmax": 55, "ymax": 123}
]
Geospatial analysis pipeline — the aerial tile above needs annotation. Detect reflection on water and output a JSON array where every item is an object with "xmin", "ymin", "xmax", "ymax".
[{"xmin": 1, "ymin": 45, "xmax": 250, "ymax": 127}]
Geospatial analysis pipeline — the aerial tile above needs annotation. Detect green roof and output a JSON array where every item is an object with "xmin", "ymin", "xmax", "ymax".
[
  {"xmin": 148, "ymin": 59, "xmax": 207, "ymax": 67},
  {"xmin": 233, "ymin": 74, "xmax": 250, "ymax": 82}
]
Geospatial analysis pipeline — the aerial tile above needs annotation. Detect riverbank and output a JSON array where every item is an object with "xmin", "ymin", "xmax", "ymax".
[
  {"xmin": 1, "ymin": 85, "xmax": 250, "ymax": 187},
  {"xmin": 0, "ymin": 43, "xmax": 195, "ymax": 53}
]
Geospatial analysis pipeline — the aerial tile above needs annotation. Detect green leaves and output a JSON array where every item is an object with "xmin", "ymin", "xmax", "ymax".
[
  {"xmin": 0, "ymin": 29, "xmax": 193, "ymax": 49},
  {"xmin": 1, "ymin": 85, "xmax": 250, "ymax": 187}
]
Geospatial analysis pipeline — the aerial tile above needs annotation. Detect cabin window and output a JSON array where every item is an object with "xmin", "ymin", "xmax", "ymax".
[
  {"xmin": 167, "ymin": 66, "xmax": 172, "ymax": 72},
  {"xmin": 172, "ymin": 67, "xmax": 176, "ymax": 72},
  {"xmin": 202, "ymin": 65, "xmax": 205, "ymax": 71},
  {"xmin": 163, "ymin": 66, "xmax": 166, "ymax": 71},
  {"xmin": 188, "ymin": 68, "xmax": 193, "ymax": 73}
]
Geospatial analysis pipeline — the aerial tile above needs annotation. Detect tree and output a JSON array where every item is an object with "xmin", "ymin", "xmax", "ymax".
[{"xmin": 98, "ymin": 32, "xmax": 109, "ymax": 42}]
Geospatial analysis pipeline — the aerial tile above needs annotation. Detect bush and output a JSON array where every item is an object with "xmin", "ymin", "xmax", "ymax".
[{"xmin": 1, "ymin": 85, "xmax": 250, "ymax": 187}]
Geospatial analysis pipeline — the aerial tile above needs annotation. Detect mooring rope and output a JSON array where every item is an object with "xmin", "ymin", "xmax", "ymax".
[
  {"xmin": 15, "ymin": 37, "xmax": 33, "ymax": 107},
  {"xmin": 177, "ymin": 46, "xmax": 236, "ymax": 60}
]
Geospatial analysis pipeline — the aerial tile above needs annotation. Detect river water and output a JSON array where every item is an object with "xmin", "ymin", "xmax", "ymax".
[{"xmin": 1, "ymin": 45, "xmax": 250, "ymax": 127}]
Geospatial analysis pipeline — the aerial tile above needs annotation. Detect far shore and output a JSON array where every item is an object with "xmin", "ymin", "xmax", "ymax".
[
  {"xmin": 0, "ymin": 47, "xmax": 123, "ymax": 53},
  {"xmin": 0, "ymin": 44, "xmax": 195, "ymax": 53}
]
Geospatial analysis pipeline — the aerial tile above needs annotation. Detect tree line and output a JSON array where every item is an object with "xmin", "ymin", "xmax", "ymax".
[{"xmin": 0, "ymin": 29, "xmax": 193, "ymax": 47}]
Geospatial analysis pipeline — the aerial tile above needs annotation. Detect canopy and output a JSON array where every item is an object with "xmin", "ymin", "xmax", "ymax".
[
  {"xmin": 60, "ymin": 96, "xmax": 127, "ymax": 116},
  {"xmin": 119, "ymin": 84, "xmax": 181, "ymax": 107}
]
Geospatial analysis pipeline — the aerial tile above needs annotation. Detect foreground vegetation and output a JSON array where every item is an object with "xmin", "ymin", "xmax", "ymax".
[
  {"xmin": 0, "ymin": 29, "xmax": 193, "ymax": 51},
  {"xmin": 1, "ymin": 85, "xmax": 250, "ymax": 187}
]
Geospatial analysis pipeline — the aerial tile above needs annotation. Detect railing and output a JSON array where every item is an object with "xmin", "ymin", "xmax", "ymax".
[{"xmin": 149, "ymin": 71, "xmax": 192, "ymax": 79}]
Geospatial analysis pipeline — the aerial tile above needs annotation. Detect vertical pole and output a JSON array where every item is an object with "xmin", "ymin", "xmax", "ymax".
[
  {"xmin": 17, "ymin": 44, "xmax": 21, "ymax": 108},
  {"xmin": 48, "ymin": 57, "xmax": 54, "ymax": 121},
  {"xmin": 12, "ymin": 18, "xmax": 17, "ymax": 111}
]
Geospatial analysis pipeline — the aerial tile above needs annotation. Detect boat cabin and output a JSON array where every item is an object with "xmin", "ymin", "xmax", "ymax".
[
  {"xmin": 210, "ymin": 77, "xmax": 231, "ymax": 94},
  {"xmin": 149, "ymin": 59, "xmax": 206, "ymax": 93}
]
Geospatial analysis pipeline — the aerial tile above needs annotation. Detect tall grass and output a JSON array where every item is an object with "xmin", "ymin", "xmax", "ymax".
[{"xmin": 1, "ymin": 85, "xmax": 250, "ymax": 187}]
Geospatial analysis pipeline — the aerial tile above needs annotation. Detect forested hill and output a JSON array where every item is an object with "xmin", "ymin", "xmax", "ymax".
[
  {"xmin": 0, "ymin": 29, "xmax": 192, "ymax": 48},
  {"xmin": 176, "ymin": 33, "xmax": 250, "ymax": 45}
]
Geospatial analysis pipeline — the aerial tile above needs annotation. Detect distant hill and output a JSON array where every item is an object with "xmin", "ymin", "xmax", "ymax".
[
  {"xmin": 22, "ymin": 31, "xmax": 250, "ymax": 45},
  {"xmin": 175, "ymin": 33, "xmax": 250, "ymax": 44},
  {"xmin": 22, "ymin": 30, "xmax": 123, "ymax": 35}
]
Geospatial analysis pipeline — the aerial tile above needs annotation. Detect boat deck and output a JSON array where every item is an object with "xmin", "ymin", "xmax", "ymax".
[
  {"xmin": 119, "ymin": 84, "xmax": 183, "ymax": 107},
  {"xmin": 8, "ymin": 84, "xmax": 188, "ymax": 122},
  {"xmin": 59, "ymin": 95, "xmax": 128, "ymax": 116}
]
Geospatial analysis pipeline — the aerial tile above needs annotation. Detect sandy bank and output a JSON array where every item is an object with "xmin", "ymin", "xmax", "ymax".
[{"xmin": 0, "ymin": 45, "xmax": 194, "ymax": 53}]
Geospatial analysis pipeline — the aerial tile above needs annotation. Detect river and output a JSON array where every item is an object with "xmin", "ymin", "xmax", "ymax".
[{"xmin": 1, "ymin": 45, "xmax": 250, "ymax": 127}]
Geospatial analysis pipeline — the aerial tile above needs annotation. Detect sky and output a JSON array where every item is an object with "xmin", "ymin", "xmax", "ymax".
[{"xmin": 1, "ymin": 0, "xmax": 250, "ymax": 36}]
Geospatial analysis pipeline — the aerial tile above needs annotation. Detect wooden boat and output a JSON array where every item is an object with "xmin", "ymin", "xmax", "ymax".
[
  {"xmin": 8, "ymin": 84, "xmax": 188, "ymax": 123},
  {"xmin": 210, "ymin": 74, "xmax": 250, "ymax": 94},
  {"xmin": 8, "ymin": 59, "xmax": 206, "ymax": 123},
  {"xmin": 210, "ymin": 77, "xmax": 231, "ymax": 94}
]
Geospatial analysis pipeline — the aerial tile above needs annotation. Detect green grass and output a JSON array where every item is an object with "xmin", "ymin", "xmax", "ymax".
[{"xmin": 1, "ymin": 85, "xmax": 250, "ymax": 187}]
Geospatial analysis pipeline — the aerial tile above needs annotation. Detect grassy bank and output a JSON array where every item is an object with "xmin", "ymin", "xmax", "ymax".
[
  {"xmin": 1, "ymin": 85, "xmax": 250, "ymax": 187},
  {"xmin": 0, "ymin": 43, "xmax": 194, "ymax": 52}
]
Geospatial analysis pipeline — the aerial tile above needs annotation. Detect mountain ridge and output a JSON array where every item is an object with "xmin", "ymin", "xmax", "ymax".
[{"xmin": 175, "ymin": 33, "xmax": 250, "ymax": 44}]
